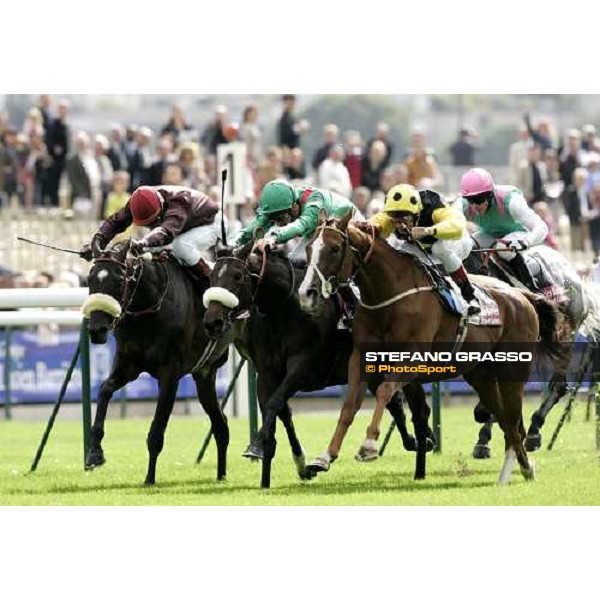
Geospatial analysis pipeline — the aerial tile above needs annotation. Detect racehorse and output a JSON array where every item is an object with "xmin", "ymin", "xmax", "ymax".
[
  {"xmin": 464, "ymin": 243, "xmax": 600, "ymax": 457},
  {"xmin": 298, "ymin": 212, "xmax": 563, "ymax": 484},
  {"xmin": 202, "ymin": 241, "xmax": 427, "ymax": 489},
  {"xmin": 82, "ymin": 240, "xmax": 240, "ymax": 485}
]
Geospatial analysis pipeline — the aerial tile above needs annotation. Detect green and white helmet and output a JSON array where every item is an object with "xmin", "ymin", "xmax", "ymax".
[{"xmin": 257, "ymin": 180, "xmax": 296, "ymax": 215}]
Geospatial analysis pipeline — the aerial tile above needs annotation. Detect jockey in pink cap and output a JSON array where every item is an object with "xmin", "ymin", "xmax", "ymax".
[{"xmin": 460, "ymin": 168, "xmax": 548, "ymax": 290}]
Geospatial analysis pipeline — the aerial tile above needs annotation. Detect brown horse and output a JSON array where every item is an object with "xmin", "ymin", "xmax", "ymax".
[{"xmin": 298, "ymin": 213, "xmax": 562, "ymax": 485}]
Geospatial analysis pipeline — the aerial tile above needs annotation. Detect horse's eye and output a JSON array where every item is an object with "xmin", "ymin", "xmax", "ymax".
[
  {"xmin": 331, "ymin": 245, "xmax": 341, "ymax": 254},
  {"xmin": 233, "ymin": 272, "xmax": 242, "ymax": 282}
]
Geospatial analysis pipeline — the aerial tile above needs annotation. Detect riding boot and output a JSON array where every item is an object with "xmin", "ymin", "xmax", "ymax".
[
  {"xmin": 509, "ymin": 253, "xmax": 539, "ymax": 291},
  {"xmin": 450, "ymin": 265, "xmax": 480, "ymax": 316}
]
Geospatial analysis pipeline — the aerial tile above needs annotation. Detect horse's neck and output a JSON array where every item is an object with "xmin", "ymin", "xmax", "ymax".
[
  {"xmin": 128, "ymin": 262, "xmax": 168, "ymax": 312},
  {"xmin": 255, "ymin": 261, "xmax": 296, "ymax": 312},
  {"xmin": 354, "ymin": 240, "xmax": 425, "ymax": 305}
]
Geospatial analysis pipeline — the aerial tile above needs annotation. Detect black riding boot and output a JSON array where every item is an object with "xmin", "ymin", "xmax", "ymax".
[
  {"xmin": 509, "ymin": 253, "xmax": 539, "ymax": 291},
  {"xmin": 450, "ymin": 266, "xmax": 480, "ymax": 316}
]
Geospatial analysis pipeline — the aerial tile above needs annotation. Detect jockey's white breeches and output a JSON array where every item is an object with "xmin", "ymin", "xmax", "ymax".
[{"xmin": 429, "ymin": 232, "xmax": 473, "ymax": 273}]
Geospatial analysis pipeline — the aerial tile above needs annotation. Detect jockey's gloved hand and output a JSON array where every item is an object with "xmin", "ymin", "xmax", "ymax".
[
  {"xmin": 79, "ymin": 244, "xmax": 93, "ymax": 262},
  {"xmin": 503, "ymin": 239, "xmax": 528, "ymax": 252},
  {"xmin": 129, "ymin": 238, "xmax": 148, "ymax": 256},
  {"xmin": 90, "ymin": 234, "xmax": 107, "ymax": 258}
]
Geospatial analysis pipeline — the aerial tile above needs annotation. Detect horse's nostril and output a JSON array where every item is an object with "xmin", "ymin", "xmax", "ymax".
[{"xmin": 306, "ymin": 289, "xmax": 317, "ymax": 298}]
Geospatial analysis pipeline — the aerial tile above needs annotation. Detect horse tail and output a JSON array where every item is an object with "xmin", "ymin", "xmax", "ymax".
[
  {"xmin": 580, "ymin": 281, "xmax": 600, "ymax": 342},
  {"xmin": 521, "ymin": 290, "xmax": 566, "ymax": 363}
]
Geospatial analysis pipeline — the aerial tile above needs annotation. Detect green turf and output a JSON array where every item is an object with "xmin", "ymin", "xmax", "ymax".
[{"xmin": 0, "ymin": 403, "xmax": 598, "ymax": 505}]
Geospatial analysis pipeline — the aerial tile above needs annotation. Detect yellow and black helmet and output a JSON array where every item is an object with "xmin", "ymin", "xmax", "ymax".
[{"xmin": 384, "ymin": 184, "xmax": 422, "ymax": 215}]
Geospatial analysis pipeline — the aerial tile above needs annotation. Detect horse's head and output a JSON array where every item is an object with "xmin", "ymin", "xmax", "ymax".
[
  {"xmin": 299, "ymin": 210, "xmax": 357, "ymax": 313},
  {"xmin": 203, "ymin": 241, "xmax": 254, "ymax": 339},
  {"xmin": 82, "ymin": 241, "xmax": 134, "ymax": 344}
]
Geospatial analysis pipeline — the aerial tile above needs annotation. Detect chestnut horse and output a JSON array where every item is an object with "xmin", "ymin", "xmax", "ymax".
[{"xmin": 299, "ymin": 213, "xmax": 562, "ymax": 485}]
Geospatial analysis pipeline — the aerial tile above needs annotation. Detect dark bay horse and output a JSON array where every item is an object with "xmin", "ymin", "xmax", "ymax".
[
  {"xmin": 203, "ymin": 241, "xmax": 422, "ymax": 489},
  {"xmin": 82, "ymin": 241, "xmax": 241, "ymax": 485},
  {"xmin": 299, "ymin": 213, "xmax": 563, "ymax": 485},
  {"xmin": 465, "ymin": 243, "xmax": 600, "ymax": 456}
]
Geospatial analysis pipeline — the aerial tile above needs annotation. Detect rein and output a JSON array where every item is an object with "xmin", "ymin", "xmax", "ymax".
[
  {"xmin": 312, "ymin": 223, "xmax": 435, "ymax": 311},
  {"xmin": 93, "ymin": 252, "xmax": 170, "ymax": 323}
]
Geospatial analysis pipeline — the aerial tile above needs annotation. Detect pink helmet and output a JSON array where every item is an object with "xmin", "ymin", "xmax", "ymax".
[{"xmin": 460, "ymin": 168, "xmax": 495, "ymax": 198}]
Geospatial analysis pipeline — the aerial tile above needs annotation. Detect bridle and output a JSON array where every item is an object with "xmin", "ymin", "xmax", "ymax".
[
  {"xmin": 212, "ymin": 248, "xmax": 296, "ymax": 323},
  {"xmin": 92, "ymin": 250, "xmax": 170, "ymax": 325},
  {"xmin": 307, "ymin": 223, "xmax": 376, "ymax": 298}
]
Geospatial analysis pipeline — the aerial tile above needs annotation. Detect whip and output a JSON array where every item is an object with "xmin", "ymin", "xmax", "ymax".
[{"xmin": 17, "ymin": 236, "xmax": 82, "ymax": 255}]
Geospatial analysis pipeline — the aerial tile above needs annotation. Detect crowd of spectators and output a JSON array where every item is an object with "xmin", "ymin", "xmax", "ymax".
[{"xmin": 2, "ymin": 95, "xmax": 600, "ymax": 284}]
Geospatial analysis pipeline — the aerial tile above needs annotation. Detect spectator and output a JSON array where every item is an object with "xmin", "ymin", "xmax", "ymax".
[
  {"xmin": 239, "ymin": 105, "xmax": 263, "ymax": 169},
  {"xmin": 0, "ymin": 126, "xmax": 21, "ymax": 206},
  {"xmin": 351, "ymin": 186, "xmax": 371, "ymax": 215},
  {"xmin": 365, "ymin": 122, "xmax": 393, "ymax": 169},
  {"xmin": 517, "ymin": 143, "xmax": 547, "ymax": 206},
  {"xmin": 256, "ymin": 146, "xmax": 284, "ymax": 193},
  {"xmin": 559, "ymin": 129, "xmax": 583, "ymax": 215},
  {"xmin": 508, "ymin": 124, "xmax": 531, "ymax": 184},
  {"xmin": 145, "ymin": 136, "xmax": 174, "ymax": 186},
  {"xmin": 162, "ymin": 163, "xmax": 184, "ymax": 185},
  {"xmin": 581, "ymin": 124, "xmax": 599, "ymax": 153},
  {"xmin": 46, "ymin": 99, "xmax": 70, "ymax": 207},
  {"xmin": 22, "ymin": 107, "xmax": 45, "ymax": 137},
  {"xmin": 277, "ymin": 94, "xmax": 308, "ymax": 150},
  {"xmin": 66, "ymin": 131, "xmax": 102, "ymax": 215},
  {"xmin": 361, "ymin": 140, "xmax": 388, "ymax": 192},
  {"xmin": 533, "ymin": 201, "xmax": 559, "ymax": 250},
  {"xmin": 317, "ymin": 144, "xmax": 352, "ymax": 197},
  {"xmin": 312, "ymin": 123, "xmax": 339, "ymax": 171},
  {"xmin": 177, "ymin": 142, "xmax": 206, "ymax": 189},
  {"xmin": 343, "ymin": 129, "xmax": 364, "ymax": 189},
  {"xmin": 563, "ymin": 167, "xmax": 589, "ymax": 252},
  {"xmin": 128, "ymin": 126, "xmax": 154, "ymax": 189},
  {"xmin": 524, "ymin": 113, "xmax": 554, "ymax": 155},
  {"xmin": 586, "ymin": 182, "xmax": 600, "ymax": 255},
  {"xmin": 200, "ymin": 104, "xmax": 229, "ymax": 157},
  {"xmin": 585, "ymin": 152, "xmax": 600, "ymax": 194},
  {"xmin": 37, "ymin": 94, "xmax": 53, "ymax": 136},
  {"xmin": 103, "ymin": 170, "xmax": 130, "ymax": 218},
  {"xmin": 106, "ymin": 124, "xmax": 129, "ymax": 172},
  {"xmin": 22, "ymin": 126, "xmax": 51, "ymax": 208},
  {"xmin": 161, "ymin": 104, "xmax": 193, "ymax": 146},
  {"xmin": 404, "ymin": 131, "xmax": 443, "ymax": 188},
  {"xmin": 365, "ymin": 195, "xmax": 384, "ymax": 218},
  {"xmin": 448, "ymin": 128, "xmax": 477, "ymax": 166},
  {"xmin": 94, "ymin": 134, "xmax": 115, "ymax": 207},
  {"xmin": 284, "ymin": 147, "xmax": 306, "ymax": 181},
  {"xmin": 124, "ymin": 124, "xmax": 139, "ymax": 165}
]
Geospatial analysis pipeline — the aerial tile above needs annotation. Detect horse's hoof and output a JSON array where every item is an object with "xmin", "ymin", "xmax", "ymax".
[
  {"xmin": 242, "ymin": 444, "xmax": 263, "ymax": 461},
  {"xmin": 402, "ymin": 436, "xmax": 417, "ymax": 452},
  {"xmin": 525, "ymin": 434, "xmax": 541, "ymax": 452},
  {"xmin": 472, "ymin": 444, "xmax": 492, "ymax": 459},
  {"xmin": 355, "ymin": 446, "xmax": 379, "ymax": 462},
  {"xmin": 85, "ymin": 451, "xmax": 106, "ymax": 470},
  {"xmin": 143, "ymin": 479, "xmax": 155, "ymax": 487},
  {"xmin": 306, "ymin": 457, "xmax": 331, "ymax": 474},
  {"xmin": 298, "ymin": 468, "xmax": 316, "ymax": 481}
]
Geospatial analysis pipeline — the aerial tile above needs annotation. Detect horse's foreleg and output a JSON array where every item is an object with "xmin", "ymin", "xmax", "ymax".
[
  {"xmin": 86, "ymin": 361, "xmax": 138, "ymax": 469},
  {"xmin": 356, "ymin": 386, "xmax": 390, "ymax": 462},
  {"xmin": 194, "ymin": 370, "xmax": 229, "ymax": 481},
  {"xmin": 277, "ymin": 401, "xmax": 311, "ymax": 480},
  {"xmin": 308, "ymin": 353, "xmax": 368, "ymax": 475},
  {"xmin": 403, "ymin": 381, "xmax": 430, "ymax": 480},
  {"xmin": 144, "ymin": 375, "xmax": 178, "ymax": 486}
]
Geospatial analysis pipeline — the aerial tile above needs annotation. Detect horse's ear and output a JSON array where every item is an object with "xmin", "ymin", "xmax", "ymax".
[
  {"xmin": 337, "ymin": 210, "xmax": 352, "ymax": 232},
  {"xmin": 215, "ymin": 239, "xmax": 232, "ymax": 258},
  {"xmin": 253, "ymin": 226, "xmax": 265, "ymax": 242},
  {"xmin": 317, "ymin": 208, "xmax": 327, "ymax": 228},
  {"xmin": 234, "ymin": 240, "xmax": 253, "ymax": 261}
]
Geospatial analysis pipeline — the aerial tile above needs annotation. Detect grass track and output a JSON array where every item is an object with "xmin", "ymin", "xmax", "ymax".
[{"xmin": 0, "ymin": 404, "xmax": 598, "ymax": 505}]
